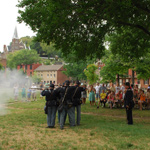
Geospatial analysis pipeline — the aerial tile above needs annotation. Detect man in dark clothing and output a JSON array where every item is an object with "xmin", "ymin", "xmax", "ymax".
[
  {"xmin": 41, "ymin": 84, "xmax": 59, "ymax": 128},
  {"xmin": 124, "ymin": 82, "xmax": 133, "ymax": 125},
  {"xmin": 73, "ymin": 81, "xmax": 85, "ymax": 125},
  {"xmin": 59, "ymin": 80, "xmax": 76, "ymax": 130}
]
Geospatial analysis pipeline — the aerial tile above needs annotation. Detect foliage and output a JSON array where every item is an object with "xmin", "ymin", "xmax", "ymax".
[
  {"xmin": 20, "ymin": 36, "xmax": 33, "ymax": 47},
  {"xmin": 100, "ymin": 51, "xmax": 129, "ymax": 83},
  {"xmin": 17, "ymin": 0, "xmax": 150, "ymax": 59},
  {"xmin": 63, "ymin": 60, "xmax": 87, "ymax": 81},
  {"xmin": 0, "ymin": 63, "xmax": 3, "ymax": 70},
  {"xmin": 84, "ymin": 64, "xmax": 99, "ymax": 85},
  {"xmin": 7, "ymin": 49, "xmax": 41, "ymax": 69},
  {"xmin": 32, "ymin": 72, "xmax": 42, "ymax": 83}
]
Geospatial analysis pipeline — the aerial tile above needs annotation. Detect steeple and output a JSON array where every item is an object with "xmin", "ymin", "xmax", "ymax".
[{"xmin": 13, "ymin": 26, "xmax": 19, "ymax": 39}]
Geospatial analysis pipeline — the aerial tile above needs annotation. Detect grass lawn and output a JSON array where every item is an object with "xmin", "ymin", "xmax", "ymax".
[{"xmin": 0, "ymin": 96, "xmax": 150, "ymax": 150}]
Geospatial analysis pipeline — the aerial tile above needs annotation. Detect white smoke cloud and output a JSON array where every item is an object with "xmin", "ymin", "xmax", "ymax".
[{"xmin": 0, "ymin": 69, "xmax": 33, "ymax": 116}]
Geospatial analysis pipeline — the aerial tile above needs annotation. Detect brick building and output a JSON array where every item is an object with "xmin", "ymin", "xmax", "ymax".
[
  {"xmin": 17, "ymin": 63, "xmax": 42, "ymax": 76},
  {"xmin": 117, "ymin": 69, "xmax": 149, "ymax": 89},
  {"xmin": 35, "ymin": 65, "xmax": 70, "ymax": 84}
]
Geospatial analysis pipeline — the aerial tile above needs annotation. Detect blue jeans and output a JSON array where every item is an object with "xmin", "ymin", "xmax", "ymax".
[
  {"xmin": 75, "ymin": 105, "xmax": 81, "ymax": 125},
  {"xmin": 47, "ymin": 106, "xmax": 57, "ymax": 127}
]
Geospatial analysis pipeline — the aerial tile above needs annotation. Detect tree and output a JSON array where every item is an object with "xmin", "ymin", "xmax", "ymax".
[
  {"xmin": 100, "ymin": 51, "xmax": 129, "ymax": 83},
  {"xmin": 0, "ymin": 63, "xmax": 3, "ymax": 70},
  {"xmin": 20, "ymin": 36, "xmax": 33, "ymax": 47},
  {"xmin": 84, "ymin": 64, "xmax": 99, "ymax": 85},
  {"xmin": 32, "ymin": 72, "xmax": 42, "ymax": 84},
  {"xmin": 63, "ymin": 60, "xmax": 87, "ymax": 81},
  {"xmin": 17, "ymin": 0, "xmax": 150, "ymax": 59},
  {"xmin": 7, "ymin": 49, "xmax": 41, "ymax": 69}
]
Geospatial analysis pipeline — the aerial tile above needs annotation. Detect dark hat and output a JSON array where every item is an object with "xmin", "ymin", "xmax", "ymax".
[
  {"xmin": 65, "ymin": 80, "xmax": 70, "ymax": 85},
  {"xmin": 125, "ymin": 82, "xmax": 130, "ymax": 87},
  {"xmin": 50, "ymin": 84, "xmax": 54, "ymax": 88},
  {"xmin": 76, "ymin": 80, "xmax": 81, "ymax": 85}
]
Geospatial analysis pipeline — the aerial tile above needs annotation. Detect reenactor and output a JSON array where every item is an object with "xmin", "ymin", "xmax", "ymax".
[
  {"xmin": 124, "ymin": 82, "xmax": 134, "ymax": 125},
  {"xmin": 41, "ymin": 84, "xmax": 59, "ymax": 128}
]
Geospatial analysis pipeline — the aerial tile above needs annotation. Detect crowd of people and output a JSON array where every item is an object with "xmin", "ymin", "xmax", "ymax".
[
  {"xmin": 13, "ymin": 83, "xmax": 38, "ymax": 101},
  {"xmin": 86, "ymin": 83, "xmax": 150, "ymax": 111}
]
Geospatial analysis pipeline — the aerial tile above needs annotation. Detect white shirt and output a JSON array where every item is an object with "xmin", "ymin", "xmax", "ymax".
[
  {"xmin": 31, "ymin": 85, "xmax": 37, "ymax": 93},
  {"xmin": 115, "ymin": 86, "xmax": 121, "ymax": 94},
  {"xmin": 95, "ymin": 85, "xmax": 100, "ymax": 93}
]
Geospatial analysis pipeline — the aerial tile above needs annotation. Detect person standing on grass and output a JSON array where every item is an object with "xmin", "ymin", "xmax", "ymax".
[
  {"xmin": 31, "ymin": 83, "xmax": 37, "ymax": 101},
  {"xmin": 27, "ymin": 88, "xmax": 32, "ymax": 101},
  {"xmin": 41, "ymin": 84, "xmax": 59, "ymax": 128},
  {"xmin": 89, "ymin": 85, "xmax": 96, "ymax": 106},
  {"xmin": 95, "ymin": 83, "xmax": 100, "ymax": 104},
  {"xmin": 81, "ymin": 84, "xmax": 87, "ymax": 104},
  {"xmin": 21, "ymin": 86, "xmax": 26, "ymax": 101},
  {"xmin": 72, "ymin": 81, "xmax": 85, "ymax": 126},
  {"xmin": 124, "ymin": 82, "xmax": 133, "ymax": 125}
]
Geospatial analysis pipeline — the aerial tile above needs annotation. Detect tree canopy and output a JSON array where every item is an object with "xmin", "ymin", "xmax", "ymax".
[
  {"xmin": 7, "ymin": 49, "xmax": 41, "ymax": 69},
  {"xmin": 17, "ymin": 0, "xmax": 150, "ymax": 59}
]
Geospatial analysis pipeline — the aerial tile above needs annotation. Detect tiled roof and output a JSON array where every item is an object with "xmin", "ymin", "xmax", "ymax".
[{"xmin": 35, "ymin": 65, "xmax": 63, "ymax": 71}]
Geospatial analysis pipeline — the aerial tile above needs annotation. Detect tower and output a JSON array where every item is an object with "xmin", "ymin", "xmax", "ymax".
[{"xmin": 10, "ymin": 27, "xmax": 25, "ymax": 52}]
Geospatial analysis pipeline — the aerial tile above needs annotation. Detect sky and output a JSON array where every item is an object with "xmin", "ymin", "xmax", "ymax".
[{"xmin": 0, "ymin": 0, "xmax": 35, "ymax": 52}]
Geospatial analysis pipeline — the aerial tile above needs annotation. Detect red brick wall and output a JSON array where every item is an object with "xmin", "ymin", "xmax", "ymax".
[
  {"xmin": 57, "ymin": 66, "xmax": 70, "ymax": 84},
  {"xmin": 0, "ymin": 59, "xmax": 7, "ymax": 68},
  {"xmin": 17, "ymin": 63, "xmax": 42, "ymax": 76}
]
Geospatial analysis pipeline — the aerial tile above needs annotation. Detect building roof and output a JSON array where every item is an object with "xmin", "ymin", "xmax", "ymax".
[
  {"xmin": 12, "ymin": 27, "xmax": 19, "ymax": 39},
  {"xmin": 35, "ymin": 65, "xmax": 63, "ymax": 71}
]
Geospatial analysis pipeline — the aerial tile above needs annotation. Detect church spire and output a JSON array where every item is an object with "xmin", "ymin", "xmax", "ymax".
[{"xmin": 13, "ymin": 26, "xmax": 19, "ymax": 39}]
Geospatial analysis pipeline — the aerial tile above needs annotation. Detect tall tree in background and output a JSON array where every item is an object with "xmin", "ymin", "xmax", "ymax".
[
  {"xmin": 7, "ymin": 49, "xmax": 41, "ymax": 69},
  {"xmin": 17, "ymin": 0, "xmax": 150, "ymax": 59}
]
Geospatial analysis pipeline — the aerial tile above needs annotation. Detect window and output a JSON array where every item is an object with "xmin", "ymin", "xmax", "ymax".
[
  {"xmin": 41, "ymin": 74, "xmax": 43, "ymax": 77},
  {"xmin": 50, "ymin": 74, "xmax": 52, "ymax": 78},
  {"xmin": 20, "ymin": 65, "xmax": 22, "ymax": 69},
  {"xmin": 30, "ymin": 65, "xmax": 32, "ymax": 70},
  {"xmin": 126, "ymin": 79, "xmax": 129, "ymax": 82},
  {"xmin": 47, "ymin": 74, "xmax": 49, "ymax": 78},
  {"xmin": 54, "ymin": 74, "xmax": 56, "ymax": 77},
  {"xmin": 30, "ymin": 72, "xmax": 32, "ymax": 76},
  {"xmin": 144, "ymin": 79, "xmax": 149, "ymax": 85}
]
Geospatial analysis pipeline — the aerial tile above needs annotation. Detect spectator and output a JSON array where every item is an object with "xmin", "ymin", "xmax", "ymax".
[
  {"xmin": 27, "ymin": 88, "xmax": 32, "ymax": 101},
  {"xmin": 138, "ymin": 90, "xmax": 146, "ymax": 110},
  {"xmin": 81, "ymin": 84, "xmax": 87, "ymax": 104},
  {"xmin": 121, "ymin": 83, "xmax": 125, "ymax": 99},
  {"xmin": 89, "ymin": 85, "xmax": 96, "ymax": 106},
  {"xmin": 31, "ymin": 83, "xmax": 37, "ymax": 101},
  {"xmin": 146, "ymin": 88, "xmax": 150, "ymax": 109},
  {"xmin": 97, "ymin": 90, "xmax": 107, "ymax": 108},
  {"xmin": 115, "ymin": 82, "xmax": 120, "ymax": 95},
  {"xmin": 108, "ymin": 91, "xmax": 115, "ymax": 109},
  {"xmin": 100, "ymin": 84, "xmax": 107, "ymax": 95},
  {"xmin": 110, "ymin": 83, "xmax": 116, "ymax": 93},
  {"xmin": 95, "ymin": 83, "xmax": 100, "ymax": 104}
]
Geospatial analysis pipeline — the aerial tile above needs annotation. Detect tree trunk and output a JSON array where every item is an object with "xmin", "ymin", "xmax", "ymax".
[
  {"xmin": 117, "ymin": 74, "xmax": 120, "ymax": 84},
  {"xmin": 132, "ymin": 70, "xmax": 135, "ymax": 86}
]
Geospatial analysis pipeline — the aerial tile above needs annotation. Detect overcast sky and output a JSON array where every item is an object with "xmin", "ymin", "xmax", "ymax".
[{"xmin": 0, "ymin": 0, "xmax": 35, "ymax": 52}]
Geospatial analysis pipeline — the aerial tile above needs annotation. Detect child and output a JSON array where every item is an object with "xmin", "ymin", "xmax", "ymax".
[
  {"xmin": 138, "ymin": 90, "xmax": 146, "ymax": 110},
  {"xmin": 97, "ymin": 90, "xmax": 107, "ymax": 108},
  {"xmin": 108, "ymin": 91, "xmax": 115, "ymax": 109}
]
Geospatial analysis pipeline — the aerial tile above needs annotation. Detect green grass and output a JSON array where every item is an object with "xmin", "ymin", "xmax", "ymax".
[{"xmin": 0, "ymin": 96, "xmax": 150, "ymax": 150}]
